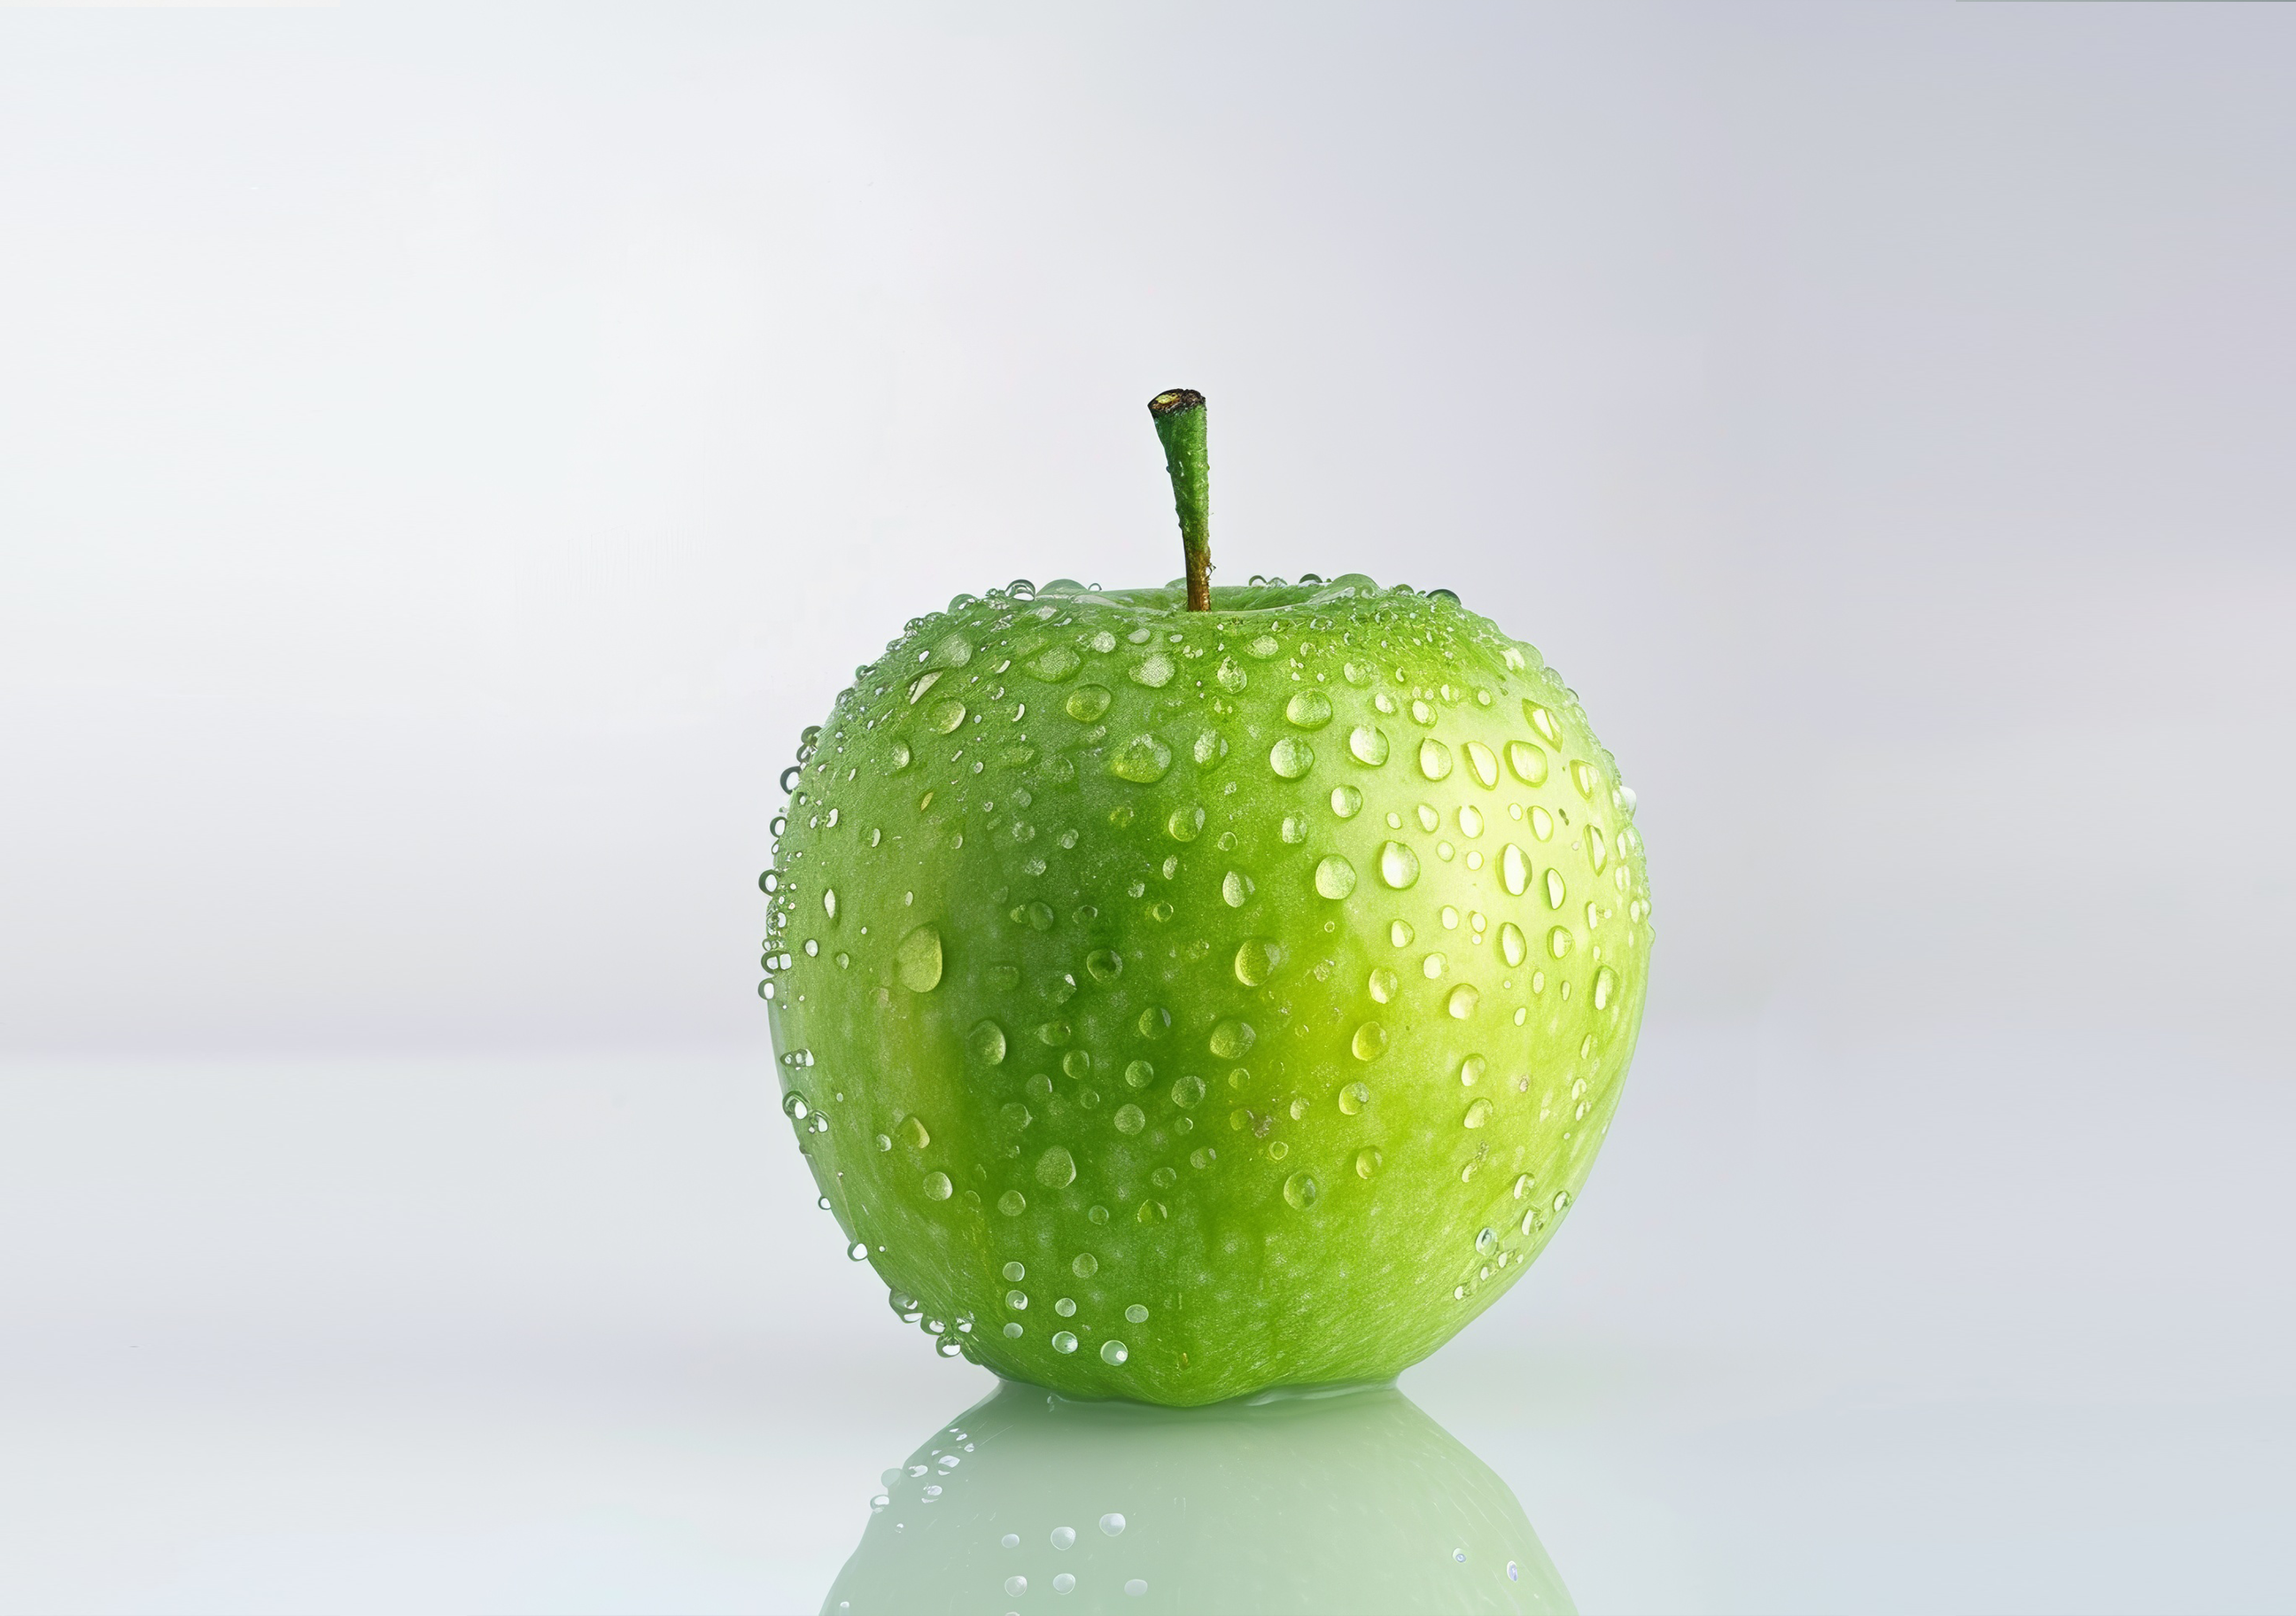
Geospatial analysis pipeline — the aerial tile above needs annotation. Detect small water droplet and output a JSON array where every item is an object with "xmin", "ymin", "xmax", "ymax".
[
  {"xmin": 1027, "ymin": 644, "xmax": 1081, "ymax": 682},
  {"xmin": 1346, "ymin": 726, "xmax": 1390, "ymax": 766},
  {"xmin": 1368, "ymin": 966, "xmax": 1398, "ymax": 1003},
  {"xmin": 1500, "ymin": 921, "xmax": 1527, "ymax": 967},
  {"xmin": 1065, "ymin": 683, "xmax": 1113, "ymax": 721},
  {"xmin": 1101, "ymin": 1338, "xmax": 1129, "ymax": 1365},
  {"xmin": 1527, "ymin": 702, "xmax": 1563, "ymax": 744},
  {"xmin": 1051, "ymin": 1331, "xmax": 1079, "ymax": 1354},
  {"xmin": 896, "ymin": 924, "xmax": 943, "ymax": 991},
  {"xmin": 1284, "ymin": 689, "xmax": 1333, "ymax": 728},
  {"xmin": 1003, "ymin": 1261, "xmax": 1026, "ymax": 1281},
  {"xmin": 1268, "ymin": 735, "xmax": 1315, "ymax": 778},
  {"xmin": 1377, "ymin": 841, "xmax": 1421, "ymax": 889},
  {"xmin": 1351, "ymin": 1022, "xmax": 1388, "ymax": 1060},
  {"xmin": 1113, "ymin": 1102, "xmax": 1146, "ymax": 1134},
  {"xmin": 1463, "ymin": 740, "xmax": 1500, "ymax": 789},
  {"xmin": 1283, "ymin": 1170, "xmax": 1321, "ymax": 1209},
  {"xmin": 922, "ymin": 1170, "xmax": 952, "ymax": 1200},
  {"xmin": 1051, "ymin": 1525, "xmax": 1077, "ymax": 1550},
  {"xmin": 1447, "ymin": 983, "xmax": 1480, "ymax": 1019},
  {"xmin": 925, "ymin": 697, "xmax": 967, "ymax": 734},
  {"xmin": 1171, "ymin": 1074, "xmax": 1207, "ymax": 1107},
  {"xmin": 1417, "ymin": 738, "xmax": 1453, "ymax": 781},
  {"xmin": 1571, "ymin": 758, "xmax": 1599, "ymax": 799},
  {"xmin": 967, "ymin": 1020, "xmax": 1008, "ymax": 1065},
  {"xmin": 1124, "ymin": 1059, "xmax": 1155, "ymax": 1090},
  {"xmin": 1507, "ymin": 740, "xmax": 1548, "ymax": 785},
  {"xmin": 1338, "ymin": 1079, "xmax": 1371, "ymax": 1115},
  {"xmin": 1391, "ymin": 920, "xmax": 1414, "ymax": 947},
  {"xmin": 1476, "ymin": 1226, "xmax": 1497, "ymax": 1254},
  {"xmin": 848, "ymin": 1240, "xmax": 870, "ymax": 1262},
  {"xmin": 1006, "ymin": 1289, "xmax": 1029, "ymax": 1310},
  {"xmin": 1006, "ymin": 1574, "xmax": 1030, "ymax": 1597},
  {"xmin": 1588, "ymin": 822, "xmax": 1609, "ymax": 873},
  {"xmin": 1110, "ymin": 734, "xmax": 1174, "ymax": 783},
  {"xmin": 1003, "ymin": 1532, "xmax": 1021, "ymax": 1548},
  {"xmin": 1594, "ymin": 964, "xmax": 1617, "ymax": 1010},
  {"xmin": 1127, "ymin": 1579, "xmax": 1148, "ymax": 1597},
  {"xmin": 1234, "ymin": 937, "xmax": 1284, "ymax": 986},
  {"xmin": 900, "ymin": 1115, "xmax": 930, "ymax": 1149},
  {"xmin": 1315, "ymin": 854, "xmax": 1358, "ymax": 898},
  {"xmin": 1035, "ymin": 1146, "xmax": 1077, "ymax": 1188},
  {"xmin": 1460, "ymin": 1053, "xmax": 1486, "ymax": 1085},
  {"xmin": 1101, "ymin": 1511, "xmax": 1128, "ymax": 1535},
  {"xmin": 1130, "ymin": 649, "xmax": 1175, "ymax": 688},
  {"xmin": 1544, "ymin": 867, "xmax": 1567, "ymax": 909},
  {"xmin": 1464, "ymin": 1098, "xmax": 1493, "ymax": 1128},
  {"xmin": 1086, "ymin": 948, "xmax": 1123, "ymax": 983},
  {"xmin": 1215, "ymin": 655, "xmax": 1247, "ymax": 692},
  {"xmin": 1501, "ymin": 843, "xmax": 1531, "ymax": 896},
  {"xmin": 998, "ymin": 1190, "xmax": 1028, "ymax": 1216},
  {"xmin": 1355, "ymin": 1146, "xmax": 1383, "ymax": 1178},
  {"xmin": 1458, "ymin": 804, "xmax": 1484, "ymax": 838},
  {"xmin": 1004, "ymin": 1320, "xmax": 1024, "ymax": 1338},
  {"xmin": 1548, "ymin": 926, "xmax": 1574, "ymax": 958},
  {"xmin": 1423, "ymin": 952, "xmax": 1447, "ymax": 979},
  {"xmin": 1220, "ymin": 869, "xmax": 1255, "ymax": 908},
  {"xmin": 1166, "ymin": 805, "xmax": 1204, "ymax": 842}
]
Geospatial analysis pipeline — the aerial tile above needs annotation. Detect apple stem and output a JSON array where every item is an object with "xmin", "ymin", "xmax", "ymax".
[{"xmin": 1149, "ymin": 389, "xmax": 1212, "ymax": 610}]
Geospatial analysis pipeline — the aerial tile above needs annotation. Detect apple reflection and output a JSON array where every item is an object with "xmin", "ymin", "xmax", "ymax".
[{"xmin": 823, "ymin": 1379, "xmax": 1572, "ymax": 1614}]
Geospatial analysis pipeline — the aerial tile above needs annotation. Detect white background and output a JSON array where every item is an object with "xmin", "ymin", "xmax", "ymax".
[{"xmin": 2, "ymin": 4, "xmax": 2290, "ymax": 1612}]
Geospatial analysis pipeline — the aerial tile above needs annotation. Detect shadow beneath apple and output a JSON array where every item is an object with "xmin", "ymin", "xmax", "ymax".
[{"xmin": 821, "ymin": 1378, "xmax": 1573, "ymax": 1614}]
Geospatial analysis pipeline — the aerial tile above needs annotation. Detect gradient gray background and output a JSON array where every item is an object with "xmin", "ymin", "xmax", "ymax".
[{"xmin": 2, "ymin": 4, "xmax": 2290, "ymax": 1612}]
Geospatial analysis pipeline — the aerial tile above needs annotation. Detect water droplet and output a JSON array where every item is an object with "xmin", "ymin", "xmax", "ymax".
[
  {"xmin": 1130, "ymin": 649, "xmax": 1175, "ymax": 688},
  {"xmin": 1004, "ymin": 1320, "xmax": 1024, "ymax": 1338},
  {"xmin": 1283, "ymin": 1170, "xmax": 1321, "ymax": 1209},
  {"xmin": 821, "ymin": 888, "xmax": 838, "ymax": 921},
  {"xmin": 1268, "ymin": 735, "xmax": 1315, "ymax": 779},
  {"xmin": 1166, "ymin": 805, "xmax": 1204, "ymax": 842},
  {"xmin": 1051, "ymin": 1331, "xmax": 1079, "ymax": 1354},
  {"xmin": 1390, "ymin": 920, "xmax": 1414, "ymax": 947},
  {"xmin": 1417, "ymin": 738, "xmax": 1453, "ymax": 781},
  {"xmin": 925, "ymin": 697, "xmax": 966, "ymax": 734},
  {"xmin": 1594, "ymin": 964, "xmax": 1617, "ymax": 1010},
  {"xmin": 1377, "ymin": 841, "xmax": 1420, "ymax": 889},
  {"xmin": 1460, "ymin": 1053, "xmax": 1486, "ymax": 1085},
  {"xmin": 888, "ymin": 740, "xmax": 912, "ymax": 772},
  {"xmin": 1506, "ymin": 740, "xmax": 1549, "ymax": 785},
  {"xmin": 1338, "ymin": 1079, "xmax": 1371, "ymax": 1115},
  {"xmin": 896, "ymin": 924, "xmax": 943, "ymax": 991},
  {"xmin": 1085, "ymin": 949, "xmax": 1126, "ymax": 986},
  {"xmin": 1346, "ymin": 726, "xmax": 1390, "ymax": 766},
  {"xmin": 1234, "ymin": 937, "xmax": 1284, "ymax": 986},
  {"xmin": 1066, "ymin": 683, "xmax": 1113, "ymax": 721},
  {"xmin": 1003, "ymin": 1261, "xmax": 1026, "ymax": 1281},
  {"xmin": 1464, "ymin": 1098, "xmax": 1493, "ymax": 1128},
  {"xmin": 1035, "ymin": 1146, "xmax": 1077, "ymax": 1188},
  {"xmin": 998, "ymin": 1190, "xmax": 1028, "ymax": 1216},
  {"xmin": 1526, "ymin": 702, "xmax": 1563, "ymax": 744},
  {"xmin": 1351, "ymin": 1022, "xmax": 1388, "ymax": 1060},
  {"xmin": 1499, "ymin": 921, "xmax": 1527, "ymax": 967},
  {"xmin": 1543, "ymin": 867, "xmax": 1567, "ymax": 909},
  {"xmin": 1124, "ymin": 1059, "xmax": 1154, "ymax": 1090},
  {"xmin": 1103, "ymin": 1103, "xmax": 1142, "ymax": 1138},
  {"xmin": 1509, "ymin": 1561, "xmax": 1521, "ymax": 1582},
  {"xmin": 1548, "ymin": 925, "xmax": 1574, "ymax": 958},
  {"xmin": 1553, "ymin": 1190, "xmax": 1571, "ymax": 1211},
  {"xmin": 1006, "ymin": 1574, "xmax": 1029, "ymax": 1597},
  {"xmin": 923, "ymin": 1170, "xmax": 953, "ymax": 1200},
  {"xmin": 1028, "ymin": 645, "xmax": 1082, "ymax": 682},
  {"xmin": 1314, "ymin": 855, "xmax": 1358, "ymax": 898},
  {"xmin": 1127, "ymin": 1579, "xmax": 1149, "ymax": 1597},
  {"xmin": 1571, "ymin": 758, "xmax": 1599, "ymax": 799},
  {"xmin": 848, "ymin": 1240, "xmax": 870, "ymax": 1261},
  {"xmin": 1416, "ymin": 803, "xmax": 1440, "ymax": 832},
  {"xmin": 1464, "ymin": 740, "xmax": 1500, "ymax": 789},
  {"xmin": 1137, "ymin": 1006, "xmax": 1171, "ymax": 1039},
  {"xmin": 1002, "ymin": 1531, "xmax": 1021, "ymax": 1548},
  {"xmin": 1110, "ymin": 734, "xmax": 1173, "ymax": 783},
  {"xmin": 1587, "ymin": 822, "xmax": 1609, "ymax": 873},
  {"xmin": 1447, "ymin": 983, "xmax": 1480, "ymax": 1019},
  {"xmin": 967, "ymin": 1021, "xmax": 1008, "ymax": 1065},
  {"xmin": 1101, "ymin": 1511, "xmax": 1128, "ymax": 1535},
  {"xmin": 1501, "ymin": 843, "xmax": 1531, "ymax": 896},
  {"xmin": 1284, "ymin": 689, "xmax": 1333, "ymax": 728},
  {"xmin": 1458, "ymin": 804, "xmax": 1484, "ymax": 838},
  {"xmin": 1007, "ymin": 1289, "xmax": 1029, "ymax": 1310},
  {"xmin": 1221, "ymin": 870, "xmax": 1255, "ymax": 908},
  {"xmin": 1214, "ymin": 655, "xmax": 1247, "ymax": 692},
  {"xmin": 1171, "ymin": 1074, "xmax": 1207, "ymax": 1108},
  {"xmin": 1098, "ymin": 1338, "xmax": 1130, "ymax": 1367},
  {"xmin": 1368, "ymin": 966, "xmax": 1398, "ymax": 1003}
]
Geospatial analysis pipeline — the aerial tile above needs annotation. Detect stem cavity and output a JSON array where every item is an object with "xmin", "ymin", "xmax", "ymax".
[{"xmin": 1149, "ymin": 389, "xmax": 1211, "ymax": 610}]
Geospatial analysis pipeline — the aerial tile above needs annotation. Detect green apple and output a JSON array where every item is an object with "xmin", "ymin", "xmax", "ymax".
[
  {"xmin": 762, "ymin": 392, "xmax": 1651, "ymax": 1405},
  {"xmin": 825, "ymin": 1379, "xmax": 1573, "ymax": 1613}
]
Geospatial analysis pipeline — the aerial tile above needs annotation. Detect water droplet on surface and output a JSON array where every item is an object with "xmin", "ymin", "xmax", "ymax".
[
  {"xmin": 1416, "ymin": 803, "xmax": 1440, "ymax": 833},
  {"xmin": 1458, "ymin": 804, "xmax": 1485, "ymax": 838},
  {"xmin": 1214, "ymin": 869, "xmax": 1253, "ymax": 909},
  {"xmin": 922, "ymin": 1171, "xmax": 952, "ymax": 1200},
  {"xmin": 1165, "ymin": 805, "xmax": 1204, "ymax": 843},
  {"xmin": 1422, "ymin": 952, "xmax": 1447, "ymax": 979},
  {"xmin": 1130, "ymin": 649, "xmax": 1175, "ymax": 688},
  {"xmin": 896, "ymin": 925, "xmax": 943, "ymax": 991},
  {"xmin": 848, "ymin": 1241, "xmax": 870, "ymax": 1261},
  {"xmin": 1006, "ymin": 1574, "xmax": 1029, "ymax": 1597},
  {"xmin": 1124, "ymin": 1059, "xmax": 1155, "ymax": 1090},
  {"xmin": 968, "ymin": 1021, "xmax": 1008, "ymax": 1065},
  {"xmin": 1587, "ymin": 822, "xmax": 1609, "ymax": 873},
  {"xmin": 1354, "ymin": 1146, "xmax": 1383, "ymax": 1178},
  {"xmin": 1138, "ymin": 1006, "xmax": 1171, "ymax": 1038},
  {"xmin": 1170, "ymin": 1074, "xmax": 1207, "ymax": 1107},
  {"xmin": 1283, "ymin": 1170, "xmax": 1321, "ymax": 1209},
  {"xmin": 1501, "ymin": 843, "xmax": 1531, "ymax": 896},
  {"xmin": 1527, "ymin": 702, "xmax": 1563, "ymax": 744},
  {"xmin": 998, "ymin": 1190, "xmax": 1028, "ymax": 1216},
  {"xmin": 1346, "ymin": 726, "xmax": 1390, "ymax": 766},
  {"xmin": 1447, "ymin": 983, "xmax": 1480, "ymax": 1019},
  {"xmin": 1368, "ymin": 966, "xmax": 1398, "ymax": 1003},
  {"xmin": 1127, "ymin": 1579, "xmax": 1148, "ymax": 1597},
  {"xmin": 1003, "ymin": 1532, "xmax": 1021, "ymax": 1548},
  {"xmin": 1052, "ymin": 1331, "xmax": 1079, "ymax": 1354},
  {"xmin": 1476, "ymin": 1226, "xmax": 1497, "ymax": 1254},
  {"xmin": 1314, "ymin": 855, "xmax": 1358, "ymax": 899},
  {"xmin": 1594, "ymin": 964, "xmax": 1617, "ymax": 1010},
  {"xmin": 1338, "ymin": 1079, "xmax": 1371, "ymax": 1114},
  {"xmin": 1101, "ymin": 1338, "xmax": 1129, "ymax": 1365},
  {"xmin": 1417, "ymin": 738, "xmax": 1453, "ymax": 781},
  {"xmin": 888, "ymin": 740, "xmax": 912, "ymax": 772},
  {"xmin": 1035, "ymin": 1146, "xmax": 1077, "ymax": 1188},
  {"xmin": 1507, "ymin": 740, "xmax": 1549, "ymax": 785},
  {"xmin": 1460, "ymin": 1053, "xmax": 1486, "ymax": 1085},
  {"xmin": 1377, "ymin": 841, "xmax": 1421, "ymax": 889},
  {"xmin": 1071, "ymin": 1253, "xmax": 1098, "ymax": 1278},
  {"xmin": 1214, "ymin": 655, "xmax": 1247, "ymax": 692},
  {"xmin": 1514, "ymin": 1174, "xmax": 1534, "ymax": 1200},
  {"xmin": 1391, "ymin": 920, "xmax": 1414, "ymax": 947},
  {"xmin": 1284, "ymin": 689, "xmax": 1333, "ymax": 728},
  {"xmin": 924, "ymin": 697, "xmax": 966, "ymax": 734},
  {"xmin": 1006, "ymin": 1289, "xmax": 1029, "ymax": 1310},
  {"xmin": 900, "ymin": 1115, "xmax": 931, "ymax": 1149},
  {"xmin": 1571, "ymin": 758, "xmax": 1599, "ymax": 799},
  {"xmin": 1101, "ymin": 1511, "xmax": 1128, "ymax": 1535},
  {"xmin": 1464, "ymin": 1099, "xmax": 1493, "ymax": 1128},
  {"xmin": 1085, "ymin": 949, "xmax": 1123, "ymax": 984},
  {"xmin": 1464, "ymin": 740, "xmax": 1500, "ymax": 789},
  {"xmin": 1113, "ymin": 1102, "xmax": 1146, "ymax": 1134},
  {"xmin": 1500, "ymin": 921, "xmax": 1527, "ymax": 967},
  {"xmin": 1004, "ymin": 1320, "xmax": 1024, "ymax": 1338},
  {"xmin": 1051, "ymin": 1525, "xmax": 1076, "ymax": 1550},
  {"xmin": 1110, "ymin": 734, "xmax": 1174, "ymax": 783},
  {"xmin": 1003, "ymin": 1261, "xmax": 1026, "ymax": 1281},
  {"xmin": 1065, "ymin": 683, "xmax": 1113, "ymax": 721},
  {"xmin": 1268, "ymin": 735, "xmax": 1315, "ymax": 779},
  {"xmin": 1351, "ymin": 1022, "xmax": 1388, "ymax": 1060},
  {"xmin": 1234, "ymin": 937, "xmax": 1284, "ymax": 986},
  {"xmin": 1548, "ymin": 926, "xmax": 1574, "ymax": 958},
  {"xmin": 1543, "ymin": 867, "xmax": 1567, "ymax": 909}
]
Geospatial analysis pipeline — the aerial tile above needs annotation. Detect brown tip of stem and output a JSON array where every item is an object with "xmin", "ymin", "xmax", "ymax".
[{"xmin": 1148, "ymin": 388, "xmax": 1205, "ymax": 417}]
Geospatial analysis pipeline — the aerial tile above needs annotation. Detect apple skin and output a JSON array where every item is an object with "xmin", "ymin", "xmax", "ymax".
[{"xmin": 763, "ymin": 577, "xmax": 1650, "ymax": 1405}]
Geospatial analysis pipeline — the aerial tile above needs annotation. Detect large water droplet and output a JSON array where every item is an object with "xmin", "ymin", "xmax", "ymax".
[
  {"xmin": 1346, "ymin": 726, "xmax": 1390, "ymax": 766},
  {"xmin": 1101, "ymin": 1511, "xmax": 1127, "ymax": 1535},
  {"xmin": 1368, "ymin": 966, "xmax": 1398, "ymax": 1003},
  {"xmin": 895, "ymin": 924, "xmax": 943, "ymax": 991},
  {"xmin": 1111, "ymin": 735, "xmax": 1173, "ymax": 783},
  {"xmin": 1035, "ymin": 1146, "xmax": 1077, "ymax": 1188},
  {"xmin": 998, "ymin": 1190, "xmax": 1027, "ymax": 1215},
  {"xmin": 1171, "ymin": 1074, "xmax": 1207, "ymax": 1107},
  {"xmin": 1003, "ymin": 1261, "xmax": 1026, "ymax": 1281},
  {"xmin": 1570, "ymin": 758, "xmax": 1599, "ymax": 799},
  {"xmin": 1447, "ymin": 983, "xmax": 1480, "ymax": 1019},
  {"xmin": 1283, "ymin": 1171, "xmax": 1321, "ymax": 1209},
  {"xmin": 1007, "ymin": 1575, "xmax": 1030, "ymax": 1597},
  {"xmin": 1464, "ymin": 741, "xmax": 1500, "ymax": 789},
  {"xmin": 1506, "ymin": 740, "xmax": 1548, "ymax": 785},
  {"xmin": 1417, "ymin": 738, "xmax": 1453, "ymax": 781},
  {"xmin": 1391, "ymin": 920, "xmax": 1414, "ymax": 947},
  {"xmin": 1330, "ymin": 785, "xmax": 1363, "ymax": 819},
  {"xmin": 1464, "ymin": 1098, "xmax": 1493, "ymax": 1128},
  {"xmin": 1051, "ymin": 1330, "xmax": 1078, "ymax": 1353},
  {"xmin": 1100, "ymin": 1339, "xmax": 1129, "ymax": 1365},
  {"xmin": 1501, "ymin": 843, "xmax": 1530, "ymax": 896},
  {"xmin": 1588, "ymin": 823, "xmax": 1609, "ymax": 873},
  {"xmin": 1355, "ymin": 1146, "xmax": 1383, "ymax": 1177},
  {"xmin": 1526, "ymin": 702, "xmax": 1563, "ymax": 744},
  {"xmin": 1594, "ymin": 964, "xmax": 1617, "ymax": 1010},
  {"xmin": 1284, "ymin": 690, "xmax": 1333, "ymax": 729},
  {"xmin": 1234, "ymin": 937, "xmax": 1284, "ymax": 986},
  {"xmin": 1548, "ymin": 926, "xmax": 1574, "ymax": 958},
  {"xmin": 1268, "ymin": 735, "xmax": 1315, "ymax": 779},
  {"xmin": 1460, "ymin": 1053, "xmax": 1486, "ymax": 1085},
  {"xmin": 1377, "ymin": 841, "xmax": 1421, "ymax": 889},
  {"xmin": 1214, "ymin": 655, "xmax": 1247, "ymax": 692},
  {"xmin": 888, "ymin": 740, "xmax": 912, "ymax": 772},
  {"xmin": 1544, "ymin": 868, "xmax": 1567, "ymax": 909},
  {"xmin": 1114, "ymin": 1102, "xmax": 1146, "ymax": 1134},
  {"xmin": 926, "ymin": 697, "xmax": 967, "ymax": 734},
  {"xmin": 1027, "ymin": 645, "xmax": 1081, "ymax": 682},
  {"xmin": 900, "ymin": 1115, "xmax": 930, "ymax": 1149},
  {"xmin": 1500, "ymin": 921, "xmax": 1527, "ymax": 967},
  {"xmin": 1351, "ymin": 1022, "xmax": 1388, "ymax": 1060},
  {"xmin": 1338, "ymin": 1079, "xmax": 1371, "ymax": 1115},
  {"xmin": 1066, "ymin": 683, "xmax": 1113, "ymax": 721},
  {"xmin": 1207, "ymin": 1019, "xmax": 1254, "ymax": 1059},
  {"xmin": 923, "ymin": 1171, "xmax": 953, "ymax": 1200},
  {"xmin": 1458, "ymin": 804, "xmax": 1484, "ymax": 838},
  {"xmin": 1124, "ymin": 1059, "xmax": 1154, "ymax": 1090},
  {"xmin": 1129, "ymin": 649, "xmax": 1175, "ymax": 688},
  {"xmin": 1476, "ymin": 1226, "xmax": 1497, "ymax": 1255},
  {"xmin": 969, "ymin": 1021, "xmax": 1008, "ymax": 1064},
  {"xmin": 1166, "ymin": 805, "xmax": 1204, "ymax": 842},
  {"xmin": 1315, "ymin": 855, "xmax": 1358, "ymax": 898},
  {"xmin": 1221, "ymin": 870, "xmax": 1255, "ymax": 908}
]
